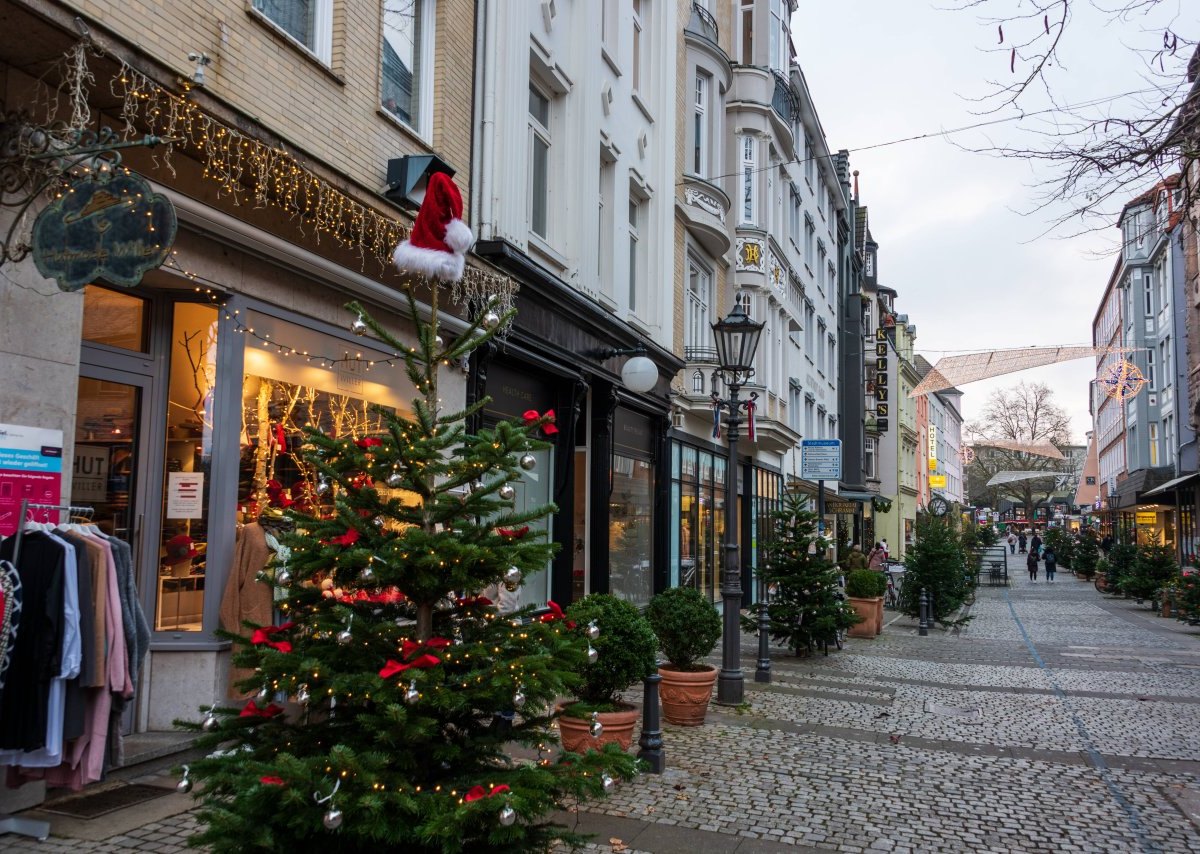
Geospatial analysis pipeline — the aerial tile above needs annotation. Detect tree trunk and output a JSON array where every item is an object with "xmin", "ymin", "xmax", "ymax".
[{"xmin": 416, "ymin": 602, "xmax": 434, "ymax": 641}]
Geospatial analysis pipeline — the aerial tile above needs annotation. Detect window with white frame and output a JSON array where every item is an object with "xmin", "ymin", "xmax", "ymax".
[
  {"xmin": 381, "ymin": 0, "xmax": 431, "ymax": 131},
  {"xmin": 804, "ymin": 216, "xmax": 814, "ymax": 263},
  {"xmin": 693, "ymin": 73, "xmax": 710, "ymax": 177},
  {"xmin": 740, "ymin": 136, "xmax": 756, "ymax": 224},
  {"xmin": 692, "ymin": 369, "xmax": 705, "ymax": 394},
  {"xmin": 598, "ymin": 153, "xmax": 615, "ymax": 298},
  {"xmin": 804, "ymin": 134, "xmax": 815, "ymax": 185},
  {"xmin": 817, "ymin": 406, "xmax": 827, "ymax": 439},
  {"xmin": 1160, "ymin": 336, "xmax": 1170, "ymax": 387},
  {"xmin": 1149, "ymin": 421, "xmax": 1159, "ymax": 466},
  {"xmin": 788, "ymin": 385, "xmax": 802, "ymax": 431},
  {"xmin": 865, "ymin": 437, "xmax": 877, "ymax": 478},
  {"xmin": 254, "ymin": 0, "xmax": 332, "ymax": 63},
  {"xmin": 769, "ymin": 0, "xmax": 790, "ymax": 74},
  {"xmin": 738, "ymin": 0, "xmax": 754, "ymax": 64},
  {"xmin": 632, "ymin": 0, "xmax": 645, "ymax": 94},
  {"xmin": 827, "ymin": 335, "xmax": 836, "ymax": 380},
  {"xmin": 817, "ymin": 179, "xmax": 826, "ymax": 221},
  {"xmin": 804, "ymin": 301, "xmax": 814, "ymax": 355},
  {"xmin": 1146, "ymin": 348, "xmax": 1156, "ymax": 389},
  {"xmin": 804, "ymin": 397, "xmax": 815, "ymax": 438},
  {"xmin": 789, "ymin": 185, "xmax": 801, "ymax": 247},
  {"xmin": 628, "ymin": 185, "xmax": 647, "ymax": 314},
  {"xmin": 817, "ymin": 320, "xmax": 827, "ymax": 373},
  {"xmin": 528, "ymin": 82, "xmax": 552, "ymax": 240},
  {"xmin": 828, "ymin": 415, "xmax": 836, "ymax": 439},
  {"xmin": 1144, "ymin": 273, "xmax": 1153, "ymax": 315},
  {"xmin": 687, "ymin": 256, "xmax": 712, "ymax": 351},
  {"xmin": 601, "ymin": 0, "xmax": 617, "ymax": 50},
  {"xmin": 1165, "ymin": 414, "xmax": 1174, "ymax": 461},
  {"xmin": 827, "ymin": 262, "xmax": 836, "ymax": 296}
]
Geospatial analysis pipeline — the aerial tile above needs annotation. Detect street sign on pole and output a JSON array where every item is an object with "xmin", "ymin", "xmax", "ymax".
[{"xmin": 801, "ymin": 439, "xmax": 842, "ymax": 481}]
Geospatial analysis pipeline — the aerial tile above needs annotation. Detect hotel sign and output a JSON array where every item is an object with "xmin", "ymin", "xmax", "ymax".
[{"xmin": 32, "ymin": 170, "xmax": 176, "ymax": 292}]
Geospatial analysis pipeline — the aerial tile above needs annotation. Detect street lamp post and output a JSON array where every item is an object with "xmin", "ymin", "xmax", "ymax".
[{"xmin": 710, "ymin": 302, "xmax": 764, "ymax": 706}]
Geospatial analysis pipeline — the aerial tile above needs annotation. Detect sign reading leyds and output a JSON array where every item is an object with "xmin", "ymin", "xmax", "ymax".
[{"xmin": 32, "ymin": 170, "xmax": 176, "ymax": 292}]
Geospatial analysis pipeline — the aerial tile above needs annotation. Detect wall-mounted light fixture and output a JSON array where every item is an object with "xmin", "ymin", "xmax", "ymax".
[
  {"xmin": 187, "ymin": 52, "xmax": 211, "ymax": 87},
  {"xmin": 585, "ymin": 344, "xmax": 658, "ymax": 394},
  {"xmin": 383, "ymin": 154, "xmax": 456, "ymax": 210}
]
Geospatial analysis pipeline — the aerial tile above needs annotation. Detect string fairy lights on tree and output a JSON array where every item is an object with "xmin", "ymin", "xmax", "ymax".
[{"xmin": 176, "ymin": 176, "xmax": 636, "ymax": 852}]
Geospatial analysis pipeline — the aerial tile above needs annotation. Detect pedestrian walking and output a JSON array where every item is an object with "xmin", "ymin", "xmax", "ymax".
[
  {"xmin": 1027, "ymin": 549, "xmax": 1039, "ymax": 582},
  {"xmin": 1043, "ymin": 546, "xmax": 1057, "ymax": 582},
  {"xmin": 1007, "ymin": 532, "xmax": 1017, "ymax": 554},
  {"xmin": 1030, "ymin": 531, "xmax": 1042, "ymax": 555},
  {"xmin": 867, "ymin": 542, "xmax": 886, "ymax": 570},
  {"xmin": 1018, "ymin": 531, "xmax": 1027, "ymax": 554}
]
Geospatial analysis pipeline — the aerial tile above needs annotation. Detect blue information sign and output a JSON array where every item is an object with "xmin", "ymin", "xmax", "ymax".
[{"xmin": 800, "ymin": 439, "xmax": 842, "ymax": 481}]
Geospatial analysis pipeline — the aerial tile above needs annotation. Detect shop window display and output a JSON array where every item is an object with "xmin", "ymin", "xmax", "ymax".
[
  {"xmin": 157, "ymin": 303, "xmax": 218, "ymax": 630},
  {"xmin": 609, "ymin": 453, "xmax": 654, "ymax": 607}
]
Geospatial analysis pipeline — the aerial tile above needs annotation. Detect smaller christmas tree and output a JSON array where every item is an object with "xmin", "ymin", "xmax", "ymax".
[
  {"xmin": 1070, "ymin": 529, "xmax": 1099, "ymax": 579},
  {"xmin": 747, "ymin": 492, "xmax": 857, "ymax": 655},
  {"xmin": 899, "ymin": 514, "xmax": 970, "ymax": 626},
  {"xmin": 1126, "ymin": 542, "xmax": 1176, "ymax": 601}
]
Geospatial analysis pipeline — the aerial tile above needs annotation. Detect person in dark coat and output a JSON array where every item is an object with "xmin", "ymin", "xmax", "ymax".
[
  {"xmin": 1018, "ymin": 532, "xmax": 1027, "ymax": 554},
  {"xmin": 1043, "ymin": 546, "xmax": 1057, "ymax": 582},
  {"xmin": 1030, "ymin": 531, "xmax": 1042, "ymax": 555},
  {"xmin": 1101, "ymin": 534, "xmax": 1114, "ymax": 554},
  {"xmin": 1027, "ymin": 548, "xmax": 1039, "ymax": 582}
]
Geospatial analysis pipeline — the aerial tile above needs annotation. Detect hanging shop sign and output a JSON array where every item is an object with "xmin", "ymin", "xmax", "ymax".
[
  {"xmin": 32, "ymin": 169, "xmax": 177, "ymax": 292},
  {"xmin": 1135, "ymin": 510, "xmax": 1157, "ymax": 526},
  {"xmin": 929, "ymin": 474, "xmax": 947, "ymax": 489},
  {"xmin": 825, "ymin": 500, "xmax": 859, "ymax": 515},
  {"xmin": 0, "ymin": 422, "xmax": 63, "ymax": 537}
]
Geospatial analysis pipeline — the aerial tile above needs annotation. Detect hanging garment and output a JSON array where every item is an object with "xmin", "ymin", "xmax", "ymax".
[
  {"xmin": 58, "ymin": 534, "xmax": 94, "ymax": 743},
  {"xmin": 0, "ymin": 560, "xmax": 22, "ymax": 697},
  {"xmin": 108, "ymin": 537, "xmax": 150, "ymax": 692},
  {"xmin": 0, "ymin": 533, "xmax": 65, "ymax": 752},
  {"xmin": 220, "ymin": 522, "xmax": 273, "ymax": 698}
]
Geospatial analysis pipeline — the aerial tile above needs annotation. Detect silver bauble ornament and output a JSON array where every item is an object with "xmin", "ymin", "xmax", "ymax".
[
  {"xmin": 469, "ymin": 479, "xmax": 484, "ymax": 493},
  {"xmin": 498, "ymin": 804, "xmax": 516, "ymax": 826},
  {"xmin": 586, "ymin": 620, "xmax": 600, "ymax": 640},
  {"xmin": 587, "ymin": 644, "xmax": 598, "ymax": 664},
  {"xmin": 513, "ymin": 685, "xmax": 526, "ymax": 708},
  {"xmin": 519, "ymin": 453, "xmax": 537, "ymax": 471},
  {"xmin": 434, "ymin": 335, "xmax": 444, "ymax": 349},
  {"xmin": 315, "ymin": 477, "xmax": 331, "ymax": 496},
  {"xmin": 387, "ymin": 471, "xmax": 404, "ymax": 488},
  {"xmin": 176, "ymin": 776, "xmax": 192, "ymax": 794},
  {"xmin": 201, "ymin": 711, "xmax": 219, "ymax": 732},
  {"xmin": 276, "ymin": 568, "xmax": 291, "ymax": 586},
  {"xmin": 323, "ymin": 807, "xmax": 343, "ymax": 830},
  {"xmin": 602, "ymin": 773, "xmax": 615, "ymax": 792},
  {"xmin": 435, "ymin": 597, "xmax": 454, "ymax": 612},
  {"xmin": 351, "ymin": 315, "xmax": 368, "ymax": 336},
  {"xmin": 482, "ymin": 311, "xmax": 501, "ymax": 330},
  {"xmin": 296, "ymin": 684, "xmax": 310, "ymax": 705},
  {"xmin": 359, "ymin": 565, "xmax": 375, "ymax": 583},
  {"xmin": 498, "ymin": 484, "xmax": 516, "ymax": 501},
  {"xmin": 404, "ymin": 680, "xmax": 420, "ymax": 705},
  {"xmin": 336, "ymin": 629, "xmax": 353, "ymax": 645},
  {"xmin": 373, "ymin": 515, "xmax": 385, "ymax": 528},
  {"xmin": 589, "ymin": 711, "xmax": 603, "ymax": 739},
  {"xmin": 503, "ymin": 566, "xmax": 521, "ymax": 592},
  {"xmin": 256, "ymin": 685, "xmax": 271, "ymax": 703}
]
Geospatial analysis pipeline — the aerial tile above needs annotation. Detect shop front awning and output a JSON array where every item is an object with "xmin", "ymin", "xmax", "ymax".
[
  {"xmin": 1110, "ymin": 467, "xmax": 1175, "ymax": 509},
  {"xmin": 834, "ymin": 489, "xmax": 877, "ymax": 502},
  {"xmin": 1141, "ymin": 472, "xmax": 1199, "ymax": 498}
]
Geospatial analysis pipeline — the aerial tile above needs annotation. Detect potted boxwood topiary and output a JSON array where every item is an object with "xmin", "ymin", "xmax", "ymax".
[
  {"xmin": 846, "ymin": 570, "xmax": 885, "ymax": 638},
  {"xmin": 646, "ymin": 587, "xmax": 722, "ymax": 726},
  {"xmin": 560, "ymin": 593, "xmax": 658, "ymax": 753}
]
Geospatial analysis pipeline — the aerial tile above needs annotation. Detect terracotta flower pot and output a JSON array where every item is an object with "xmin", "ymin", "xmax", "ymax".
[
  {"xmin": 658, "ymin": 665, "xmax": 717, "ymax": 726},
  {"xmin": 558, "ymin": 703, "xmax": 639, "ymax": 753},
  {"xmin": 847, "ymin": 597, "xmax": 876, "ymax": 638}
]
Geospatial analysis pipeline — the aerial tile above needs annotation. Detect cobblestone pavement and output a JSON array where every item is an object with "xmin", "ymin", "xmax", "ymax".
[{"xmin": 4, "ymin": 570, "xmax": 1199, "ymax": 852}]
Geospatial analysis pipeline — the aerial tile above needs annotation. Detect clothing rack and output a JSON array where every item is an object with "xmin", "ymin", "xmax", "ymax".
[
  {"xmin": 9, "ymin": 500, "xmax": 95, "ymax": 568},
  {"xmin": 0, "ymin": 499, "xmax": 94, "ymax": 842}
]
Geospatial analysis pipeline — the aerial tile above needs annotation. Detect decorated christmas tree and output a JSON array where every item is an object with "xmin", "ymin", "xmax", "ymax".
[
  {"xmin": 899, "ymin": 514, "xmax": 970, "ymax": 625},
  {"xmin": 178, "ymin": 176, "xmax": 637, "ymax": 851},
  {"xmin": 746, "ymin": 492, "xmax": 857, "ymax": 655}
]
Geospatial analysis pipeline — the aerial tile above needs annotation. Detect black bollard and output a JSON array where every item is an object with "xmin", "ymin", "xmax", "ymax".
[
  {"xmin": 637, "ymin": 673, "xmax": 665, "ymax": 773},
  {"xmin": 755, "ymin": 583, "xmax": 771, "ymax": 683},
  {"xmin": 919, "ymin": 587, "xmax": 929, "ymax": 637}
]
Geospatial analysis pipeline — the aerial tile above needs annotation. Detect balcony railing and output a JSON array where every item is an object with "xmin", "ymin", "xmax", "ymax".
[
  {"xmin": 771, "ymin": 70, "xmax": 799, "ymax": 124},
  {"xmin": 685, "ymin": 345, "xmax": 719, "ymax": 363},
  {"xmin": 686, "ymin": 3, "xmax": 719, "ymax": 44}
]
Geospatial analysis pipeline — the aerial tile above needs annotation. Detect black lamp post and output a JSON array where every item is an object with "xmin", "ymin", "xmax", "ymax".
[{"xmin": 710, "ymin": 302, "xmax": 764, "ymax": 706}]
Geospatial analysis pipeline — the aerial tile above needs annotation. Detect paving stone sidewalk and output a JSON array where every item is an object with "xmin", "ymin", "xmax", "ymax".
[{"xmin": 4, "ymin": 569, "xmax": 1199, "ymax": 852}]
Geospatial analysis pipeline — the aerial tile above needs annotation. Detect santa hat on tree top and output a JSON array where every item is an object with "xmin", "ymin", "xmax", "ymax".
[{"xmin": 392, "ymin": 172, "xmax": 474, "ymax": 283}]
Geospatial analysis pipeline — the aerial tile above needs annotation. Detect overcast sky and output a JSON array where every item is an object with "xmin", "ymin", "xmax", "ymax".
[{"xmin": 794, "ymin": 1, "xmax": 1191, "ymax": 444}]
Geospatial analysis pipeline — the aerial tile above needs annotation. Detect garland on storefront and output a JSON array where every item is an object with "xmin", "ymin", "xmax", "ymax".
[{"xmin": 41, "ymin": 41, "xmax": 517, "ymax": 317}]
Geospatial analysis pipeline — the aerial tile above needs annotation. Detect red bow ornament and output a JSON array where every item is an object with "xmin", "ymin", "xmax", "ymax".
[
  {"xmin": 464, "ymin": 784, "xmax": 511, "ymax": 803},
  {"xmin": 355, "ymin": 437, "xmax": 383, "ymax": 449},
  {"xmin": 251, "ymin": 622, "xmax": 295, "ymax": 653},
  {"xmin": 400, "ymin": 637, "xmax": 452, "ymax": 659},
  {"xmin": 497, "ymin": 526, "xmax": 530, "ymax": 540},
  {"xmin": 522, "ymin": 409, "xmax": 558, "ymax": 436},
  {"xmin": 328, "ymin": 529, "xmax": 361, "ymax": 547},
  {"xmin": 378, "ymin": 654, "xmax": 440, "ymax": 679},
  {"xmin": 539, "ymin": 600, "xmax": 576, "ymax": 629},
  {"xmin": 260, "ymin": 776, "xmax": 286, "ymax": 786},
  {"xmin": 239, "ymin": 700, "xmax": 284, "ymax": 719}
]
